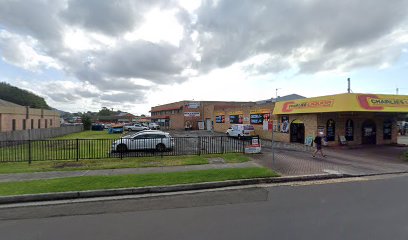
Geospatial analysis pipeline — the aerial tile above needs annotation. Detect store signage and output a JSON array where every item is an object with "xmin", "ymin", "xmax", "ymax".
[
  {"xmin": 228, "ymin": 111, "xmax": 243, "ymax": 115},
  {"xmin": 250, "ymin": 109, "xmax": 270, "ymax": 114},
  {"xmin": 185, "ymin": 102, "xmax": 200, "ymax": 109},
  {"xmin": 245, "ymin": 137, "xmax": 261, "ymax": 154},
  {"xmin": 358, "ymin": 94, "xmax": 408, "ymax": 110},
  {"xmin": 184, "ymin": 112, "xmax": 200, "ymax": 117},
  {"xmin": 229, "ymin": 115, "xmax": 243, "ymax": 124},
  {"xmin": 282, "ymin": 100, "xmax": 334, "ymax": 113}
]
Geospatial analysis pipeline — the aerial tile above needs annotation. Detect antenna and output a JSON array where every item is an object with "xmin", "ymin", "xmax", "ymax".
[
  {"xmin": 347, "ymin": 78, "xmax": 351, "ymax": 93},
  {"xmin": 275, "ymin": 88, "xmax": 281, "ymax": 99}
]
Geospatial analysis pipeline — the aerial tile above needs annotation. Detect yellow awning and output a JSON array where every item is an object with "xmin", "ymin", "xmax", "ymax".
[{"xmin": 273, "ymin": 93, "xmax": 408, "ymax": 115}]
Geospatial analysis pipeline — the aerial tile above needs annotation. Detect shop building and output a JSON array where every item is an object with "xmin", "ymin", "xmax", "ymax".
[
  {"xmin": 212, "ymin": 95, "xmax": 305, "ymax": 139},
  {"xmin": 150, "ymin": 101, "xmax": 253, "ymax": 130},
  {"xmin": 272, "ymin": 93, "xmax": 408, "ymax": 145}
]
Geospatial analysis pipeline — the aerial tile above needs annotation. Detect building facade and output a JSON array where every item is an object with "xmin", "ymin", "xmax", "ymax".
[
  {"xmin": 150, "ymin": 101, "xmax": 254, "ymax": 130},
  {"xmin": 0, "ymin": 99, "xmax": 60, "ymax": 132}
]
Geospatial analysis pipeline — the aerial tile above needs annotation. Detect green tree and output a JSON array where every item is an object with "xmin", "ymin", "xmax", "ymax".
[{"xmin": 81, "ymin": 114, "xmax": 92, "ymax": 130}]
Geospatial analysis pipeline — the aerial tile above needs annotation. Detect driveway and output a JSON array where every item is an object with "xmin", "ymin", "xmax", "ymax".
[{"xmin": 252, "ymin": 144, "xmax": 408, "ymax": 176}]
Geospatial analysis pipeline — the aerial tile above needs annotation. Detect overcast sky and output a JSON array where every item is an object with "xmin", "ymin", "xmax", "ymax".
[{"xmin": 1, "ymin": 0, "xmax": 408, "ymax": 115}]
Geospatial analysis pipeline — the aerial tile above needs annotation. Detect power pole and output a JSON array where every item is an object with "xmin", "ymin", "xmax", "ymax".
[
  {"xmin": 347, "ymin": 78, "xmax": 351, "ymax": 93},
  {"xmin": 396, "ymin": 88, "xmax": 399, "ymax": 95}
]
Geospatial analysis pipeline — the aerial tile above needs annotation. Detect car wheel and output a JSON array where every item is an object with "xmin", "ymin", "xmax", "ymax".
[
  {"xmin": 156, "ymin": 143, "xmax": 166, "ymax": 152},
  {"xmin": 116, "ymin": 144, "xmax": 128, "ymax": 152},
  {"xmin": 237, "ymin": 134, "xmax": 241, "ymax": 140},
  {"xmin": 127, "ymin": 128, "xmax": 132, "ymax": 131}
]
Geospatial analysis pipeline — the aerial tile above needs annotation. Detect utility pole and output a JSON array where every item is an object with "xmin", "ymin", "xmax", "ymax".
[
  {"xmin": 347, "ymin": 78, "xmax": 351, "ymax": 93},
  {"xmin": 396, "ymin": 88, "xmax": 399, "ymax": 95},
  {"xmin": 275, "ymin": 88, "xmax": 281, "ymax": 101}
]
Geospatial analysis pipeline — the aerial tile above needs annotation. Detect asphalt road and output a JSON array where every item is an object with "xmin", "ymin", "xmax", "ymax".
[{"xmin": 1, "ymin": 174, "xmax": 408, "ymax": 240}]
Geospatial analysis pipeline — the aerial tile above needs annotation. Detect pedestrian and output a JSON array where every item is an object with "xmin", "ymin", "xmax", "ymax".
[{"xmin": 313, "ymin": 133, "xmax": 327, "ymax": 158}]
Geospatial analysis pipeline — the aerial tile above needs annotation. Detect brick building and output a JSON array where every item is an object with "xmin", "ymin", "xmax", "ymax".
[
  {"xmin": 0, "ymin": 99, "xmax": 60, "ymax": 132},
  {"xmin": 272, "ymin": 93, "xmax": 408, "ymax": 145},
  {"xmin": 150, "ymin": 101, "xmax": 254, "ymax": 130}
]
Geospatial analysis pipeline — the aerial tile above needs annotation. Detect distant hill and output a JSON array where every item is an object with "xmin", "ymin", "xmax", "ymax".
[{"xmin": 0, "ymin": 82, "xmax": 50, "ymax": 109}]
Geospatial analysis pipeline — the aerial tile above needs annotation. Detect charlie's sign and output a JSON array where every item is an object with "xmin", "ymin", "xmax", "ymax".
[
  {"xmin": 282, "ymin": 99, "xmax": 334, "ymax": 113},
  {"xmin": 358, "ymin": 94, "xmax": 408, "ymax": 110}
]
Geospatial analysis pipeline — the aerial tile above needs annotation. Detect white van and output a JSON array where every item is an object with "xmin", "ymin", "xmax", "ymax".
[{"xmin": 226, "ymin": 124, "xmax": 255, "ymax": 139}]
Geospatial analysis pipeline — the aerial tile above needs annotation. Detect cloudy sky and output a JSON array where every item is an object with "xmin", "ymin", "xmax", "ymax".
[{"xmin": 1, "ymin": 0, "xmax": 408, "ymax": 115}]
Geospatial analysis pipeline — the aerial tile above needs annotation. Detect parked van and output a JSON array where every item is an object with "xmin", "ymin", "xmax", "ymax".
[{"xmin": 226, "ymin": 124, "xmax": 255, "ymax": 139}]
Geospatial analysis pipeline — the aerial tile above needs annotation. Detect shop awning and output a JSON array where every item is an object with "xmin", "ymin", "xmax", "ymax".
[{"xmin": 273, "ymin": 93, "xmax": 408, "ymax": 115}]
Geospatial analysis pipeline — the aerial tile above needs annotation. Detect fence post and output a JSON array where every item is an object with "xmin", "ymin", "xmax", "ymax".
[
  {"xmin": 76, "ymin": 138, "xmax": 79, "ymax": 161},
  {"xmin": 197, "ymin": 136, "xmax": 201, "ymax": 156},
  {"xmin": 221, "ymin": 136, "xmax": 224, "ymax": 154},
  {"xmin": 28, "ymin": 139, "xmax": 32, "ymax": 164},
  {"xmin": 242, "ymin": 137, "xmax": 245, "ymax": 154},
  {"xmin": 120, "ymin": 138, "xmax": 123, "ymax": 160}
]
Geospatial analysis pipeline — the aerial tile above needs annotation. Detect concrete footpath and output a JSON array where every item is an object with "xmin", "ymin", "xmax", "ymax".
[{"xmin": 0, "ymin": 162, "xmax": 260, "ymax": 183}]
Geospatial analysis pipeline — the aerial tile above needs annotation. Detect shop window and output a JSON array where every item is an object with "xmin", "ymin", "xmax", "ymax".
[
  {"xmin": 383, "ymin": 120, "xmax": 392, "ymax": 140},
  {"xmin": 250, "ymin": 113, "xmax": 270, "ymax": 124},
  {"xmin": 12, "ymin": 119, "xmax": 16, "ymax": 131},
  {"xmin": 215, "ymin": 115, "xmax": 225, "ymax": 123},
  {"xmin": 38, "ymin": 119, "xmax": 41, "ymax": 129},
  {"xmin": 229, "ymin": 115, "xmax": 243, "ymax": 124},
  {"xmin": 345, "ymin": 119, "xmax": 354, "ymax": 141},
  {"xmin": 326, "ymin": 119, "xmax": 336, "ymax": 141},
  {"xmin": 31, "ymin": 119, "xmax": 34, "ymax": 129},
  {"xmin": 22, "ymin": 119, "xmax": 26, "ymax": 130}
]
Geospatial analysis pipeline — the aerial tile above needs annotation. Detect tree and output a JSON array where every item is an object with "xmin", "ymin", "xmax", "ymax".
[
  {"xmin": 81, "ymin": 114, "xmax": 92, "ymax": 130},
  {"xmin": 0, "ymin": 82, "xmax": 50, "ymax": 109},
  {"xmin": 98, "ymin": 107, "xmax": 115, "ymax": 116}
]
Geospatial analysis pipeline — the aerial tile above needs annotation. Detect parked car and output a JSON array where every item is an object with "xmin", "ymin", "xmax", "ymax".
[
  {"xmin": 226, "ymin": 124, "xmax": 255, "ymax": 139},
  {"xmin": 112, "ymin": 131, "xmax": 174, "ymax": 152},
  {"xmin": 125, "ymin": 124, "xmax": 149, "ymax": 131},
  {"xmin": 149, "ymin": 122, "xmax": 160, "ymax": 130}
]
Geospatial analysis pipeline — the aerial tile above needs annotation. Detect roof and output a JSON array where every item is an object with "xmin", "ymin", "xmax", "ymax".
[
  {"xmin": 0, "ymin": 98, "xmax": 24, "ymax": 107},
  {"xmin": 257, "ymin": 94, "xmax": 305, "ymax": 104},
  {"xmin": 273, "ymin": 93, "xmax": 408, "ymax": 115}
]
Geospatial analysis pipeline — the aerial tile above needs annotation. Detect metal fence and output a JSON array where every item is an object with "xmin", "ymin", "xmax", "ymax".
[{"xmin": 0, "ymin": 136, "xmax": 255, "ymax": 163}]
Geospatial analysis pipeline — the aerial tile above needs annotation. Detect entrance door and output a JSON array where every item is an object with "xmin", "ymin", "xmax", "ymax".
[
  {"xmin": 206, "ymin": 119, "xmax": 212, "ymax": 130},
  {"xmin": 362, "ymin": 120, "xmax": 376, "ymax": 144},
  {"xmin": 290, "ymin": 120, "xmax": 305, "ymax": 144}
]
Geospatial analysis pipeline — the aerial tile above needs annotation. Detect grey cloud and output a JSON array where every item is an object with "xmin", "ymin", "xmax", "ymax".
[
  {"xmin": 61, "ymin": 0, "xmax": 174, "ymax": 36},
  {"xmin": 95, "ymin": 40, "xmax": 192, "ymax": 84},
  {"xmin": 195, "ymin": 0, "xmax": 408, "ymax": 73},
  {"xmin": 100, "ymin": 92, "xmax": 145, "ymax": 103}
]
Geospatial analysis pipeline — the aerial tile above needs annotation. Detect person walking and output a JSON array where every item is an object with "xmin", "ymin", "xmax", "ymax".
[{"xmin": 313, "ymin": 133, "xmax": 327, "ymax": 158}]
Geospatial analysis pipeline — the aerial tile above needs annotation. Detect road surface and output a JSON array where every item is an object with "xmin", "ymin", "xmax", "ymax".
[{"xmin": 1, "ymin": 174, "xmax": 408, "ymax": 240}]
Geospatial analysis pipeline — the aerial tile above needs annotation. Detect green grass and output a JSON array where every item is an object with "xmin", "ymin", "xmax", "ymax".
[
  {"xmin": 0, "ymin": 167, "xmax": 279, "ymax": 196},
  {"xmin": 54, "ymin": 130, "xmax": 124, "ymax": 140},
  {"xmin": 0, "ymin": 153, "xmax": 250, "ymax": 174},
  {"xmin": 0, "ymin": 131, "xmax": 123, "ymax": 161}
]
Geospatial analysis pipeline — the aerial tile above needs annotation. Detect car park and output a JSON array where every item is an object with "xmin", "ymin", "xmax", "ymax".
[
  {"xmin": 226, "ymin": 124, "xmax": 255, "ymax": 139},
  {"xmin": 112, "ymin": 131, "xmax": 174, "ymax": 152}
]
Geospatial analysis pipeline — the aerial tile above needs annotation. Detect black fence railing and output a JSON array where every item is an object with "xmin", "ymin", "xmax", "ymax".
[{"xmin": 0, "ymin": 136, "xmax": 257, "ymax": 163}]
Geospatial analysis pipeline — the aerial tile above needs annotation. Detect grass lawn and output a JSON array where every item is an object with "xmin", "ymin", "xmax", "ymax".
[
  {"xmin": 54, "ymin": 130, "xmax": 124, "ymax": 140},
  {"xmin": 0, "ymin": 167, "xmax": 279, "ymax": 196},
  {"xmin": 0, "ymin": 153, "xmax": 251, "ymax": 174},
  {"xmin": 0, "ymin": 130, "xmax": 126, "ymax": 162}
]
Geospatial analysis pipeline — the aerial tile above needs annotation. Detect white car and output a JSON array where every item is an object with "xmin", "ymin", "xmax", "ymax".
[
  {"xmin": 148, "ymin": 122, "xmax": 160, "ymax": 130},
  {"xmin": 125, "ymin": 124, "xmax": 149, "ymax": 131},
  {"xmin": 226, "ymin": 124, "xmax": 255, "ymax": 139},
  {"xmin": 112, "ymin": 131, "xmax": 174, "ymax": 152}
]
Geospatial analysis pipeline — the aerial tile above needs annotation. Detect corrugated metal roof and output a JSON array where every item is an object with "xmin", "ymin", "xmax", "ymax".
[{"xmin": 0, "ymin": 98, "xmax": 24, "ymax": 107}]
